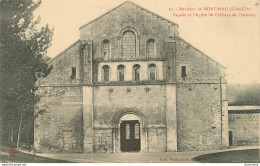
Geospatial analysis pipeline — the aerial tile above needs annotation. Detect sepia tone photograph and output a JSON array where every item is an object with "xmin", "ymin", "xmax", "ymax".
[{"xmin": 0, "ymin": 0, "xmax": 259, "ymax": 165}]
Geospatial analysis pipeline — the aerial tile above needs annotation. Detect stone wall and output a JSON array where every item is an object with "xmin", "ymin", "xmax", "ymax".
[
  {"xmin": 176, "ymin": 83, "xmax": 224, "ymax": 151},
  {"xmin": 174, "ymin": 36, "xmax": 228, "ymax": 151},
  {"xmin": 40, "ymin": 41, "xmax": 81, "ymax": 86},
  {"xmin": 93, "ymin": 85, "xmax": 166, "ymax": 127},
  {"xmin": 80, "ymin": 2, "xmax": 178, "ymax": 61},
  {"xmin": 147, "ymin": 127, "xmax": 167, "ymax": 152},
  {"xmin": 229, "ymin": 112, "xmax": 260, "ymax": 146},
  {"xmin": 34, "ymin": 86, "xmax": 83, "ymax": 153},
  {"xmin": 92, "ymin": 84, "xmax": 167, "ymax": 152},
  {"xmin": 34, "ymin": 1, "xmax": 229, "ymax": 153},
  {"xmin": 176, "ymin": 38, "xmax": 226, "ymax": 83},
  {"xmin": 94, "ymin": 129, "xmax": 113, "ymax": 153}
]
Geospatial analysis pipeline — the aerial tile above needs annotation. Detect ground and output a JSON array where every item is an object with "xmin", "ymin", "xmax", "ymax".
[
  {"xmin": 0, "ymin": 145, "xmax": 259, "ymax": 163},
  {"xmin": 0, "ymin": 146, "xmax": 69, "ymax": 163},
  {"xmin": 193, "ymin": 148, "xmax": 260, "ymax": 163}
]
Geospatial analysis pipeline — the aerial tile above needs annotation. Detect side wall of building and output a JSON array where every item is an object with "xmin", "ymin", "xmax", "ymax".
[
  {"xmin": 35, "ymin": 42, "xmax": 84, "ymax": 153},
  {"xmin": 34, "ymin": 86, "xmax": 83, "ymax": 153},
  {"xmin": 175, "ymin": 38, "xmax": 226, "ymax": 83},
  {"xmin": 176, "ymin": 84, "xmax": 223, "ymax": 151},
  {"xmin": 175, "ymin": 38, "xmax": 228, "ymax": 151},
  {"xmin": 40, "ymin": 41, "xmax": 81, "ymax": 86},
  {"xmin": 229, "ymin": 112, "xmax": 260, "ymax": 146}
]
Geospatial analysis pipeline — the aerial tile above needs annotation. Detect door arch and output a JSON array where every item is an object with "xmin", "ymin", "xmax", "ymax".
[{"xmin": 111, "ymin": 109, "xmax": 148, "ymax": 152}]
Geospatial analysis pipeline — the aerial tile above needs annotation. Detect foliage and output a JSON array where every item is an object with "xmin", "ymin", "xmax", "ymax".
[
  {"xmin": 0, "ymin": 0, "xmax": 53, "ymax": 146},
  {"xmin": 227, "ymin": 83, "xmax": 260, "ymax": 106}
]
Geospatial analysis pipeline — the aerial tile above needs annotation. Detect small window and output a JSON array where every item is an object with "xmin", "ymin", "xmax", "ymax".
[
  {"xmin": 133, "ymin": 64, "xmax": 140, "ymax": 81},
  {"xmin": 181, "ymin": 66, "xmax": 186, "ymax": 78},
  {"xmin": 102, "ymin": 65, "xmax": 110, "ymax": 82},
  {"xmin": 71, "ymin": 67, "xmax": 76, "ymax": 79},
  {"xmin": 102, "ymin": 40, "xmax": 110, "ymax": 60},
  {"xmin": 146, "ymin": 38, "xmax": 155, "ymax": 58},
  {"xmin": 149, "ymin": 64, "xmax": 156, "ymax": 81},
  {"xmin": 118, "ymin": 65, "xmax": 125, "ymax": 81}
]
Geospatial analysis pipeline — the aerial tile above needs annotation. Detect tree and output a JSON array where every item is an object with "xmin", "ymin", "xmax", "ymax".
[
  {"xmin": 0, "ymin": 0, "xmax": 53, "ymax": 148},
  {"xmin": 228, "ymin": 83, "xmax": 260, "ymax": 106}
]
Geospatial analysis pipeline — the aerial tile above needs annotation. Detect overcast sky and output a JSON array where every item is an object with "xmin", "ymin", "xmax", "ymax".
[{"xmin": 34, "ymin": 0, "xmax": 260, "ymax": 84}]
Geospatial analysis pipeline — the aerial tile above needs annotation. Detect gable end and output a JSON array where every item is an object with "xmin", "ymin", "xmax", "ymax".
[{"xmin": 79, "ymin": 1, "xmax": 179, "ymax": 30}]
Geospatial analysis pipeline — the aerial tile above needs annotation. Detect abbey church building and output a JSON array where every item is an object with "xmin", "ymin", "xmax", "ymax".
[{"xmin": 34, "ymin": 1, "xmax": 228, "ymax": 153}]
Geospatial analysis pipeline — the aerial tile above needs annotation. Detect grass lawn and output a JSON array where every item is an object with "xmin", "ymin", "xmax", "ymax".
[
  {"xmin": 193, "ymin": 148, "xmax": 260, "ymax": 163},
  {"xmin": 0, "ymin": 146, "xmax": 71, "ymax": 163}
]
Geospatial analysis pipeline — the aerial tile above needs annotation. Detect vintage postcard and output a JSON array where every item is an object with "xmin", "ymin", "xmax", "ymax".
[{"xmin": 0, "ymin": 0, "xmax": 259, "ymax": 165}]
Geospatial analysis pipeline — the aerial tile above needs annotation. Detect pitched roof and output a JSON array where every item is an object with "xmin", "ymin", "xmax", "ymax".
[
  {"xmin": 79, "ymin": 1, "xmax": 179, "ymax": 30},
  {"xmin": 178, "ymin": 37, "xmax": 227, "ymax": 69},
  {"xmin": 47, "ymin": 39, "xmax": 80, "ymax": 64}
]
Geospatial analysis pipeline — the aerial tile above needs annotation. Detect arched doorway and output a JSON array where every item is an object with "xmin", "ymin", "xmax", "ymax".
[
  {"xmin": 120, "ymin": 114, "xmax": 141, "ymax": 152},
  {"xmin": 111, "ymin": 110, "xmax": 147, "ymax": 153}
]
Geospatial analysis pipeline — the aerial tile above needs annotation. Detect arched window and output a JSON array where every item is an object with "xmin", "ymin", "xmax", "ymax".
[
  {"xmin": 102, "ymin": 65, "xmax": 110, "ymax": 82},
  {"xmin": 149, "ymin": 64, "xmax": 156, "ymax": 81},
  {"xmin": 122, "ymin": 30, "xmax": 136, "ymax": 59},
  {"xmin": 117, "ymin": 65, "xmax": 125, "ymax": 81},
  {"xmin": 133, "ymin": 64, "xmax": 140, "ymax": 81},
  {"xmin": 102, "ymin": 40, "xmax": 110, "ymax": 60},
  {"xmin": 146, "ymin": 38, "xmax": 155, "ymax": 58}
]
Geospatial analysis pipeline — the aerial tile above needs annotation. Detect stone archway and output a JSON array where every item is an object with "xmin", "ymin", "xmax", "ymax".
[{"xmin": 111, "ymin": 109, "xmax": 148, "ymax": 152}]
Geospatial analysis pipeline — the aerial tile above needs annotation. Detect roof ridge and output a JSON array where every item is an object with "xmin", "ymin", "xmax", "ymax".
[
  {"xmin": 127, "ymin": 1, "xmax": 178, "ymax": 26},
  {"xmin": 79, "ymin": 1, "xmax": 178, "ymax": 30}
]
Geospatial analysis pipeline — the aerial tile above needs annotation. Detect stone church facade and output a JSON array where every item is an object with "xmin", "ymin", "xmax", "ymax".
[{"xmin": 34, "ymin": 1, "xmax": 229, "ymax": 153}]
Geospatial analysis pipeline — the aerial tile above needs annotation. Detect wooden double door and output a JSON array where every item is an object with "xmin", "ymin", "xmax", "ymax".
[{"xmin": 120, "ymin": 120, "xmax": 140, "ymax": 152}]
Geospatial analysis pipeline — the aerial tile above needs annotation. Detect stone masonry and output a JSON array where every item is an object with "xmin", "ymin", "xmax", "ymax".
[
  {"xmin": 228, "ymin": 107, "xmax": 260, "ymax": 146},
  {"xmin": 34, "ymin": 1, "xmax": 228, "ymax": 153}
]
